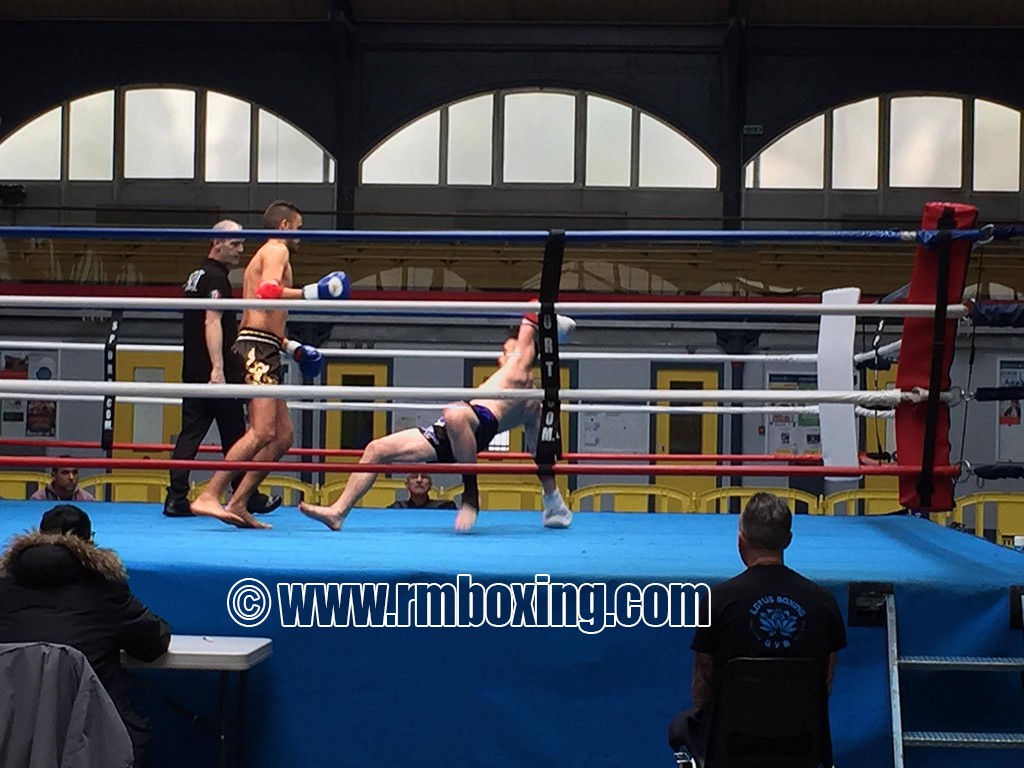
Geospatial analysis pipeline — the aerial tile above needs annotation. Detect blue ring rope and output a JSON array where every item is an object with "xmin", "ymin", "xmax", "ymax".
[{"xmin": 0, "ymin": 225, "xmax": 989, "ymax": 245}]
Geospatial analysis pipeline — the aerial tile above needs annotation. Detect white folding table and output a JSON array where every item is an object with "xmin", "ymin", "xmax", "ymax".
[{"xmin": 123, "ymin": 635, "xmax": 272, "ymax": 768}]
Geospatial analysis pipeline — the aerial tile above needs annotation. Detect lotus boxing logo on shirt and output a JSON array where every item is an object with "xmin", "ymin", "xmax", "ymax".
[{"xmin": 749, "ymin": 595, "xmax": 806, "ymax": 649}]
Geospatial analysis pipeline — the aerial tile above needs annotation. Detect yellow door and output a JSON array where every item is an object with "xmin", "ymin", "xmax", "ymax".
[
  {"xmin": 112, "ymin": 350, "xmax": 183, "ymax": 501},
  {"xmin": 861, "ymin": 364, "xmax": 899, "ymax": 511},
  {"xmin": 654, "ymin": 368, "xmax": 720, "ymax": 499},
  {"xmin": 471, "ymin": 361, "xmax": 573, "ymax": 499},
  {"xmin": 323, "ymin": 361, "xmax": 390, "ymax": 464},
  {"xmin": 321, "ymin": 361, "xmax": 390, "ymax": 505}
]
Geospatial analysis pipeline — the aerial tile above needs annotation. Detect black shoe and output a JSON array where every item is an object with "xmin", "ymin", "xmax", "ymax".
[
  {"xmin": 163, "ymin": 494, "xmax": 193, "ymax": 518},
  {"xmin": 248, "ymin": 492, "xmax": 283, "ymax": 515}
]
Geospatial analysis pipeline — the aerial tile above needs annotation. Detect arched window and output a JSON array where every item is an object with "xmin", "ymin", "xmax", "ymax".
[
  {"xmin": 0, "ymin": 107, "xmax": 62, "ymax": 180},
  {"xmin": 360, "ymin": 89, "xmax": 718, "ymax": 189},
  {"xmin": 745, "ymin": 94, "xmax": 1022, "ymax": 193},
  {"xmin": 0, "ymin": 86, "xmax": 335, "ymax": 184}
]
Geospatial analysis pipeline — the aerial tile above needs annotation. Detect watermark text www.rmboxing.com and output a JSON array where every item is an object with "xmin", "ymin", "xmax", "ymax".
[{"xmin": 227, "ymin": 575, "xmax": 710, "ymax": 634}]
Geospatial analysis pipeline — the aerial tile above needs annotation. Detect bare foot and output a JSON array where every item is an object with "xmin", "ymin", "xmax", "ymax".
[
  {"xmin": 191, "ymin": 496, "xmax": 272, "ymax": 529},
  {"xmin": 223, "ymin": 503, "xmax": 273, "ymax": 530},
  {"xmin": 455, "ymin": 504, "xmax": 479, "ymax": 533},
  {"xmin": 298, "ymin": 501, "xmax": 346, "ymax": 531}
]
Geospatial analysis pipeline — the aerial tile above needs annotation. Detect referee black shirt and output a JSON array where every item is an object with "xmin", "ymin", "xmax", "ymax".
[{"xmin": 181, "ymin": 259, "xmax": 242, "ymax": 384}]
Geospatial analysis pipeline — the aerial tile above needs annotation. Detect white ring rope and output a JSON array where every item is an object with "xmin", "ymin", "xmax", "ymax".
[
  {"xmin": 0, "ymin": 341, "xmax": 110, "ymax": 352},
  {"xmin": 853, "ymin": 340, "xmax": 902, "ymax": 364},
  {"xmin": 0, "ymin": 339, "xmax": 819, "ymax": 364},
  {"xmin": 275, "ymin": 403, "xmax": 893, "ymax": 418},
  {"xmin": 223, "ymin": 402, "xmax": 894, "ymax": 419},
  {"xmin": 0, "ymin": 296, "xmax": 969, "ymax": 319},
  {"xmin": 0, "ymin": 391, "xmax": 894, "ymax": 419},
  {"xmin": 275, "ymin": 349, "xmax": 822, "ymax": 364},
  {"xmin": 0, "ymin": 379, "xmax": 941, "ymax": 406}
]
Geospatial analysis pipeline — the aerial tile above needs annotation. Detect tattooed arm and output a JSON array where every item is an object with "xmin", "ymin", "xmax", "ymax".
[{"xmin": 691, "ymin": 652, "xmax": 716, "ymax": 710}]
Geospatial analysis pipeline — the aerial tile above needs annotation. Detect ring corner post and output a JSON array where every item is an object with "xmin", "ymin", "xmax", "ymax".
[
  {"xmin": 895, "ymin": 202, "xmax": 978, "ymax": 514},
  {"xmin": 818, "ymin": 288, "xmax": 861, "ymax": 497}
]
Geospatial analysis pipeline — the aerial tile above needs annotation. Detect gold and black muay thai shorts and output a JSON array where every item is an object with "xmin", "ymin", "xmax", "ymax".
[{"xmin": 232, "ymin": 328, "xmax": 283, "ymax": 386}]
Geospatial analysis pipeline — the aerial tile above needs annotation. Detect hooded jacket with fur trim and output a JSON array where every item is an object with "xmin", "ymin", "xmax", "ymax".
[{"xmin": 0, "ymin": 531, "xmax": 171, "ymax": 710}]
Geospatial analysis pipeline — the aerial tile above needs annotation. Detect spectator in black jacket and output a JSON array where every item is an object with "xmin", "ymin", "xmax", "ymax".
[
  {"xmin": 388, "ymin": 472, "xmax": 456, "ymax": 509},
  {"xmin": 0, "ymin": 505, "xmax": 171, "ymax": 767}
]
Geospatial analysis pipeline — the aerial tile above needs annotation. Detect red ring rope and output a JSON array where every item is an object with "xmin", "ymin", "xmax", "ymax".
[
  {"xmin": 0, "ymin": 455, "xmax": 957, "ymax": 477},
  {"xmin": 0, "ymin": 437, "xmax": 824, "ymax": 464}
]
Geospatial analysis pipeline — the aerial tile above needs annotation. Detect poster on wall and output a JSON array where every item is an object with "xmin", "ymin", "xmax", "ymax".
[
  {"xmin": 580, "ymin": 412, "xmax": 633, "ymax": 450},
  {"xmin": 0, "ymin": 351, "xmax": 57, "ymax": 438},
  {"xmin": 766, "ymin": 373, "xmax": 821, "ymax": 455},
  {"xmin": 997, "ymin": 360, "xmax": 1024, "ymax": 462}
]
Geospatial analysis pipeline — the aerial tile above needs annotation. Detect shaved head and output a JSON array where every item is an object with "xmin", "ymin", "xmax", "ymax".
[
  {"xmin": 213, "ymin": 219, "xmax": 241, "ymax": 232},
  {"xmin": 209, "ymin": 219, "xmax": 244, "ymax": 264},
  {"xmin": 212, "ymin": 219, "xmax": 242, "ymax": 240}
]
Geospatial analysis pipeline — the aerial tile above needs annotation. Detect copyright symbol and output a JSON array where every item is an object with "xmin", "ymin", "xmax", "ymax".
[{"xmin": 226, "ymin": 578, "xmax": 272, "ymax": 627}]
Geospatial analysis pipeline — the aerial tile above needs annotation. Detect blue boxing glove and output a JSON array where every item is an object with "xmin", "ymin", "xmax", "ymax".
[
  {"xmin": 302, "ymin": 271, "xmax": 350, "ymax": 300},
  {"xmin": 522, "ymin": 311, "xmax": 576, "ymax": 343},
  {"xmin": 284, "ymin": 340, "xmax": 324, "ymax": 379},
  {"xmin": 555, "ymin": 314, "xmax": 576, "ymax": 343}
]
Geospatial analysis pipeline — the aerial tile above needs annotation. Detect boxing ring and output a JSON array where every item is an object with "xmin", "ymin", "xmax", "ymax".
[
  {"xmin": 1, "ymin": 204, "xmax": 1023, "ymax": 768},
  {"xmin": 0, "ymin": 502, "xmax": 1021, "ymax": 768}
]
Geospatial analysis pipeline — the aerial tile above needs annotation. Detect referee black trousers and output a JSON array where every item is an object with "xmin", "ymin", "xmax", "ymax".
[{"xmin": 168, "ymin": 397, "xmax": 247, "ymax": 498}]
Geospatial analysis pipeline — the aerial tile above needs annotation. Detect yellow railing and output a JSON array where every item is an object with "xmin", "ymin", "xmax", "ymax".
[
  {"xmin": 821, "ymin": 489, "xmax": 903, "ymax": 516},
  {"xmin": 441, "ymin": 481, "xmax": 544, "ymax": 511},
  {"xmin": 954, "ymin": 492, "xmax": 1024, "ymax": 546},
  {"xmin": 569, "ymin": 483, "xmax": 694, "ymax": 513},
  {"xmin": 0, "ymin": 471, "xmax": 53, "ymax": 500},
  {"xmin": 318, "ymin": 478, "xmax": 406, "ymax": 508},
  {"xmin": 78, "ymin": 472, "xmax": 170, "ymax": 503},
  {"xmin": 695, "ymin": 487, "xmax": 823, "ymax": 515}
]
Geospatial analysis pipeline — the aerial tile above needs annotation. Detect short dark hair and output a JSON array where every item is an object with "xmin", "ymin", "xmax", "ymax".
[
  {"xmin": 739, "ymin": 492, "xmax": 792, "ymax": 551},
  {"xmin": 40, "ymin": 504, "xmax": 92, "ymax": 541},
  {"xmin": 263, "ymin": 200, "xmax": 301, "ymax": 229},
  {"xmin": 52, "ymin": 455, "xmax": 77, "ymax": 475}
]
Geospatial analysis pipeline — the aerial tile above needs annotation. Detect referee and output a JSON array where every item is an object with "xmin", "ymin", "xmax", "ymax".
[{"xmin": 163, "ymin": 220, "xmax": 281, "ymax": 517}]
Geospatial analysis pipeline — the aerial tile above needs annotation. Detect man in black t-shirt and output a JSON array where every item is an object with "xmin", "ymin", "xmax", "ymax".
[
  {"xmin": 163, "ymin": 220, "xmax": 280, "ymax": 518},
  {"xmin": 387, "ymin": 472, "xmax": 456, "ymax": 509},
  {"xmin": 668, "ymin": 492, "xmax": 847, "ymax": 765}
]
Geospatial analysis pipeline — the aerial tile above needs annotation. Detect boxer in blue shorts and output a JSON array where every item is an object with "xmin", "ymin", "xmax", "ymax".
[
  {"xmin": 419, "ymin": 403, "xmax": 501, "ymax": 463},
  {"xmin": 300, "ymin": 312, "xmax": 576, "ymax": 532}
]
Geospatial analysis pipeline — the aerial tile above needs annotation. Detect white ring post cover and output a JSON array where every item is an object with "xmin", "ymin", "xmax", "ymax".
[{"xmin": 818, "ymin": 288, "xmax": 862, "ymax": 481}]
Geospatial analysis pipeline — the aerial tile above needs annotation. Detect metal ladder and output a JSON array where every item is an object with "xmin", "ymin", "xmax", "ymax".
[{"xmin": 887, "ymin": 592, "xmax": 1024, "ymax": 765}]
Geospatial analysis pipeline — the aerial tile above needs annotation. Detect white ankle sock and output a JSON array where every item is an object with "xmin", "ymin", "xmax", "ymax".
[{"xmin": 543, "ymin": 489, "xmax": 563, "ymax": 507}]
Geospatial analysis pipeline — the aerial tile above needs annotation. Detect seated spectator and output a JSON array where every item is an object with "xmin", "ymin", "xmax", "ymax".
[
  {"xmin": 29, "ymin": 459, "xmax": 96, "ymax": 502},
  {"xmin": 387, "ymin": 472, "xmax": 456, "ymax": 509},
  {"xmin": 0, "ymin": 505, "xmax": 171, "ymax": 767},
  {"xmin": 668, "ymin": 492, "xmax": 847, "ymax": 766}
]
